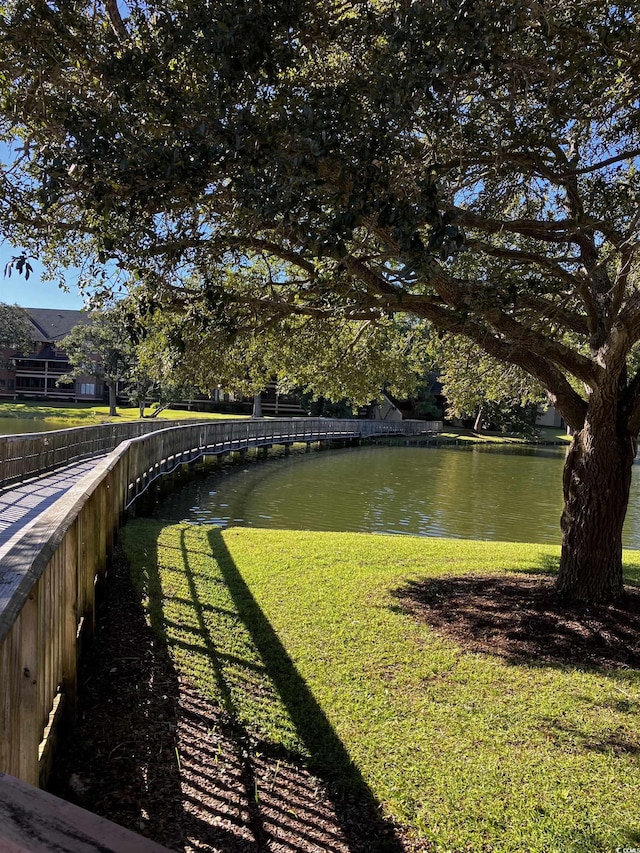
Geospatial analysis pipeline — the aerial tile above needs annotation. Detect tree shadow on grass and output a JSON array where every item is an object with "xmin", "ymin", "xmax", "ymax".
[{"xmin": 393, "ymin": 570, "xmax": 640, "ymax": 670}]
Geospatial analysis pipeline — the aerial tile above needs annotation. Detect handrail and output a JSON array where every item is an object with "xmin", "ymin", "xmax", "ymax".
[
  {"xmin": 0, "ymin": 418, "xmax": 212, "ymax": 489},
  {"xmin": 0, "ymin": 417, "xmax": 439, "ymax": 787},
  {"xmin": 120, "ymin": 417, "xmax": 440, "ymax": 508}
]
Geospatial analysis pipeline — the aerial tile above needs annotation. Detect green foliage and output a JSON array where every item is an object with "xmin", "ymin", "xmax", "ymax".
[
  {"xmin": 0, "ymin": 302, "xmax": 33, "ymax": 356},
  {"xmin": 124, "ymin": 345, "xmax": 199, "ymax": 417},
  {"xmin": 60, "ymin": 305, "xmax": 141, "ymax": 414},
  {"xmin": 123, "ymin": 520, "xmax": 640, "ymax": 852},
  {"xmin": 412, "ymin": 385, "xmax": 443, "ymax": 420},
  {"xmin": 126, "ymin": 278, "xmax": 429, "ymax": 405},
  {"xmin": 60, "ymin": 303, "xmax": 198, "ymax": 414},
  {"xmin": 430, "ymin": 333, "xmax": 546, "ymax": 430},
  {"xmin": 60, "ymin": 308, "xmax": 129, "ymax": 382},
  {"xmin": 60, "ymin": 310, "xmax": 127, "ymax": 382},
  {"xmin": 3, "ymin": 1, "xmax": 640, "ymax": 430}
]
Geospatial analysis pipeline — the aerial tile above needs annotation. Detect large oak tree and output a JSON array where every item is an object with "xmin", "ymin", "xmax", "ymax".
[{"xmin": 2, "ymin": 0, "xmax": 640, "ymax": 601}]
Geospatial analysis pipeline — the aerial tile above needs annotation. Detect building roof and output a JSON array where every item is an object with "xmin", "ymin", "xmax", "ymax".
[{"xmin": 25, "ymin": 308, "xmax": 94, "ymax": 343}]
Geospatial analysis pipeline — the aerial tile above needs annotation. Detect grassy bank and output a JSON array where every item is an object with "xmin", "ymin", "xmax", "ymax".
[
  {"xmin": 440, "ymin": 425, "xmax": 571, "ymax": 444},
  {"xmin": 0, "ymin": 402, "xmax": 569, "ymax": 447},
  {"xmin": 0, "ymin": 400, "xmax": 248, "ymax": 426},
  {"xmin": 379, "ymin": 425, "xmax": 572, "ymax": 446},
  {"xmin": 123, "ymin": 521, "xmax": 640, "ymax": 852}
]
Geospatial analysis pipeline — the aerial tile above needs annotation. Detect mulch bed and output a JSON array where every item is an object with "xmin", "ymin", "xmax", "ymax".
[{"xmin": 395, "ymin": 573, "xmax": 640, "ymax": 669}]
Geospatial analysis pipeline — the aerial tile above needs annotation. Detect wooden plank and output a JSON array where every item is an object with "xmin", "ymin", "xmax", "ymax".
[
  {"xmin": 81, "ymin": 496, "xmax": 98, "ymax": 643},
  {"xmin": 39, "ymin": 566, "xmax": 50, "ymax": 738},
  {"xmin": 17, "ymin": 588, "xmax": 39, "ymax": 786},
  {"xmin": 62, "ymin": 524, "xmax": 78, "ymax": 726},
  {"xmin": 0, "ymin": 628, "xmax": 21, "ymax": 776},
  {"xmin": 96, "ymin": 486, "xmax": 107, "ymax": 580},
  {"xmin": 0, "ymin": 772, "xmax": 172, "ymax": 852},
  {"xmin": 38, "ymin": 692, "xmax": 64, "ymax": 788}
]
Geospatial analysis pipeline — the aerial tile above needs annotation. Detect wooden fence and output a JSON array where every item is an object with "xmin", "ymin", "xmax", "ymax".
[
  {"xmin": 0, "ymin": 417, "xmax": 439, "ymax": 787},
  {"xmin": 0, "ymin": 418, "xmax": 208, "ymax": 489}
]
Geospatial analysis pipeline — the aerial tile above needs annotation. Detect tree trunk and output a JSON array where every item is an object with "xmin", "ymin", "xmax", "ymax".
[
  {"xmin": 151, "ymin": 402, "xmax": 171, "ymax": 417},
  {"xmin": 107, "ymin": 380, "xmax": 117, "ymax": 417},
  {"xmin": 252, "ymin": 393, "xmax": 263, "ymax": 418},
  {"xmin": 473, "ymin": 405, "xmax": 483, "ymax": 433},
  {"xmin": 557, "ymin": 422, "xmax": 637, "ymax": 603}
]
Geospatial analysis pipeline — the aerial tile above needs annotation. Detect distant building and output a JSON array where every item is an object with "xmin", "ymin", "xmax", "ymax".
[
  {"xmin": 0, "ymin": 308, "xmax": 103, "ymax": 402},
  {"xmin": 536, "ymin": 405, "xmax": 564, "ymax": 429}
]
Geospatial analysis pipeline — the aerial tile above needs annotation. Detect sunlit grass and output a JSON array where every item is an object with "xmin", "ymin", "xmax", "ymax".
[
  {"xmin": 0, "ymin": 400, "xmax": 248, "ymax": 425},
  {"xmin": 123, "ymin": 521, "xmax": 640, "ymax": 852},
  {"xmin": 90, "ymin": 405, "xmax": 249, "ymax": 421},
  {"xmin": 0, "ymin": 401, "xmax": 107, "ymax": 423},
  {"xmin": 437, "ymin": 425, "xmax": 571, "ymax": 445}
]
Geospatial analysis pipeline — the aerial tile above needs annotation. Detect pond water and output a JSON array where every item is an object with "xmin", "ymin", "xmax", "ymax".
[
  {"xmin": 152, "ymin": 443, "xmax": 640, "ymax": 548},
  {"xmin": 153, "ymin": 444, "xmax": 640, "ymax": 548},
  {"xmin": 0, "ymin": 417, "xmax": 92, "ymax": 435}
]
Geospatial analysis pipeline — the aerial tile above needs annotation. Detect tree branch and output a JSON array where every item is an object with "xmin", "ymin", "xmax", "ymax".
[
  {"xmin": 448, "ymin": 205, "xmax": 606, "ymax": 245},
  {"xmin": 103, "ymin": 0, "xmax": 128, "ymax": 42},
  {"xmin": 342, "ymin": 253, "xmax": 599, "ymax": 387},
  {"xmin": 515, "ymin": 294, "xmax": 589, "ymax": 336},
  {"xmin": 465, "ymin": 239, "xmax": 582, "ymax": 287},
  {"xmin": 409, "ymin": 302, "xmax": 588, "ymax": 430}
]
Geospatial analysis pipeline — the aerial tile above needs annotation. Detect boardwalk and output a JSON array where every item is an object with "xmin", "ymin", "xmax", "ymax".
[
  {"xmin": 0, "ymin": 459, "xmax": 101, "ymax": 556},
  {"xmin": 0, "ymin": 417, "xmax": 440, "ymax": 851},
  {"xmin": 0, "ymin": 422, "xmax": 439, "ymax": 772}
]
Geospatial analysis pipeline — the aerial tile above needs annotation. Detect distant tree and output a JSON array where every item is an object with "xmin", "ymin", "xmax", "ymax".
[
  {"xmin": 124, "ymin": 349, "xmax": 200, "ymax": 418},
  {"xmin": 430, "ymin": 335, "xmax": 546, "ymax": 433},
  {"xmin": 60, "ymin": 310, "xmax": 133, "ymax": 416},
  {"xmin": 0, "ymin": 303, "xmax": 33, "ymax": 362},
  {"xmin": 124, "ymin": 365, "xmax": 156, "ymax": 418},
  {"xmin": 410, "ymin": 384, "xmax": 443, "ymax": 423}
]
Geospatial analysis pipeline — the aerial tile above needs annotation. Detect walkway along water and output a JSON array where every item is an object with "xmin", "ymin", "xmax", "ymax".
[
  {"xmin": 0, "ymin": 416, "xmax": 212, "ymax": 489},
  {"xmin": 0, "ymin": 417, "xmax": 435, "ymax": 796}
]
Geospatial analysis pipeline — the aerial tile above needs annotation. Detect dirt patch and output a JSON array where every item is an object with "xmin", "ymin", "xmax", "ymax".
[
  {"xmin": 48, "ymin": 545, "xmax": 408, "ymax": 853},
  {"xmin": 395, "ymin": 574, "xmax": 640, "ymax": 669}
]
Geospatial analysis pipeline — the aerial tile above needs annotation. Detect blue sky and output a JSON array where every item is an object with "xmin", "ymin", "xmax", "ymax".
[
  {"xmin": 0, "ymin": 137, "xmax": 85, "ymax": 310},
  {"xmin": 0, "ymin": 243, "xmax": 85, "ymax": 310}
]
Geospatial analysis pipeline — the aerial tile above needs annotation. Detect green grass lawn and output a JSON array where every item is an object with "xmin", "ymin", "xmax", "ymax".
[
  {"xmin": 123, "ymin": 521, "xmax": 640, "ymax": 852},
  {"xmin": 0, "ymin": 400, "xmax": 248, "ymax": 425}
]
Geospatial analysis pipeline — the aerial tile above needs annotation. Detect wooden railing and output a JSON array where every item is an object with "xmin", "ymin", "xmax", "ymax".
[
  {"xmin": 0, "ymin": 418, "xmax": 210, "ymax": 489},
  {"xmin": 0, "ymin": 417, "xmax": 439, "ymax": 787}
]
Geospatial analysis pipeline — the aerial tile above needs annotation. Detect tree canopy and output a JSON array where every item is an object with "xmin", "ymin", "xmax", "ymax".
[
  {"xmin": 2, "ymin": 0, "xmax": 640, "ymax": 601},
  {"xmin": 428, "ymin": 334, "xmax": 545, "ymax": 432},
  {"xmin": 123, "ymin": 269, "xmax": 429, "ymax": 407}
]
